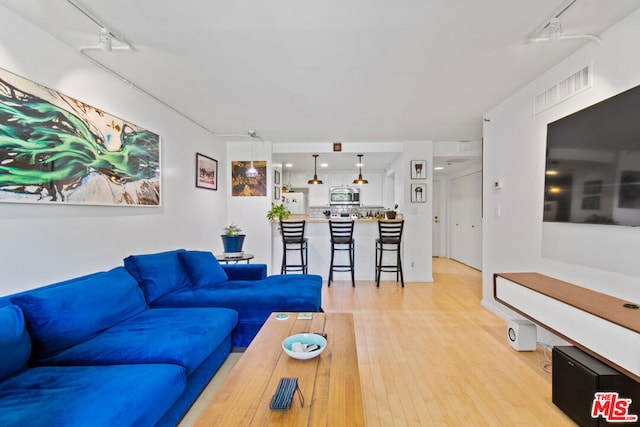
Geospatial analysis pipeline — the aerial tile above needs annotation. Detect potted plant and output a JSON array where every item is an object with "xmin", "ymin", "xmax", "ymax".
[
  {"xmin": 266, "ymin": 203, "xmax": 291, "ymax": 222},
  {"xmin": 220, "ymin": 223, "xmax": 246, "ymax": 256},
  {"xmin": 385, "ymin": 204, "xmax": 399, "ymax": 220}
]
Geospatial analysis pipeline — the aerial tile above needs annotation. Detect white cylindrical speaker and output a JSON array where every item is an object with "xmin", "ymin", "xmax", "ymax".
[{"xmin": 507, "ymin": 319, "xmax": 537, "ymax": 351}]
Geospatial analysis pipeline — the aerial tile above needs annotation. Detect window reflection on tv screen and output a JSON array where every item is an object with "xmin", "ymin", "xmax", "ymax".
[{"xmin": 544, "ymin": 84, "xmax": 640, "ymax": 227}]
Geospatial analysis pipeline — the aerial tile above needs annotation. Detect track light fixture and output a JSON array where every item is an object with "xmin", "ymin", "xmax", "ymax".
[
  {"xmin": 352, "ymin": 154, "xmax": 368, "ymax": 185},
  {"xmin": 308, "ymin": 154, "xmax": 324, "ymax": 185},
  {"xmin": 528, "ymin": 1, "xmax": 602, "ymax": 45}
]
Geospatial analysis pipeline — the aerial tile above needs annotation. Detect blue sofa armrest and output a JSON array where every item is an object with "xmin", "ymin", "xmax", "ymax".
[{"xmin": 222, "ymin": 264, "xmax": 267, "ymax": 281}]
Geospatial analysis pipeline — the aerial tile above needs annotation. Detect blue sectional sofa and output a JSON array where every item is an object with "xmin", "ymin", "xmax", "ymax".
[
  {"xmin": 124, "ymin": 249, "xmax": 323, "ymax": 348},
  {"xmin": 0, "ymin": 249, "xmax": 322, "ymax": 426}
]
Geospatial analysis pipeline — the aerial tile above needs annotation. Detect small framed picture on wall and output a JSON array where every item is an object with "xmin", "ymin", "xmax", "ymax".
[
  {"xmin": 411, "ymin": 183, "xmax": 427, "ymax": 203},
  {"xmin": 196, "ymin": 153, "xmax": 217, "ymax": 190},
  {"xmin": 274, "ymin": 170, "xmax": 281, "ymax": 185},
  {"xmin": 231, "ymin": 161, "xmax": 267, "ymax": 196},
  {"xmin": 275, "ymin": 186, "xmax": 280, "ymax": 200},
  {"xmin": 410, "ymin": 160, "xmax": 427, "ymax": 179}
]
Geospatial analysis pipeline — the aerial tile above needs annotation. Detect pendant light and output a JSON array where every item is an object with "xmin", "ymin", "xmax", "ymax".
[
  {"xmin": 308, "ymin": 154, "xmax": 324, "ymax": 184},
  {"xmin": 352, "ymin": 154, "xmax": 368, "ymax": 185},
  {"xmin": 245, "ymin": 131, "xmax": 259, "ymax": 177},
  {"xmin": 245, "ymin": 160, "xmax": 258, "ymax": 178}
]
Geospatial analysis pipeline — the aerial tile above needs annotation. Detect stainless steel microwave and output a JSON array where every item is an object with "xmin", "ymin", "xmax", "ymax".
[{"xmin": 330, "ymin": 187, "xmax": 360, "ymax": 205}]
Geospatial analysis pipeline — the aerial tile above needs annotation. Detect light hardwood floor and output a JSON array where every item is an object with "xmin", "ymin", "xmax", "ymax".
[{"xmin": 182, "ymin": 258, "xmax": 575, "ymax": 426}]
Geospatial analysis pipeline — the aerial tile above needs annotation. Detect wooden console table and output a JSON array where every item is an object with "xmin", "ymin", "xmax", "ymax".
[
  {"xmin": 494, "ymin": 272, "xmax": 640, "ymax": 382},
  {"xmin": 195, "ymin": 312, "xmax": 364, "ymax": 426}
]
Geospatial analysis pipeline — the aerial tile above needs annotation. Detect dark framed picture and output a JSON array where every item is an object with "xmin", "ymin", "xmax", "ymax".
[
  {"xmin": 231, "ymin": 161, "xmax": 267, "ymax": 196},
  {"xmin": 410, "ymin": 160, "xmax": 427, "ymax": 179},
  {"xmin": 411, "ymin": 183, "xmax": 427, "ymax": 203},
  {"xmin": 274, "ymin": 170, "xmax": 281, "ymax": 185},
  {"xmin": 196, "ymin": 153, "xmax": 217, "ymax": 190},
  {"xmin": 618, "ymin": 171, "xmax": 640, "ymax": 209},
  {"xmin": 583, "ymin": 180, "xmax": 602, "ymax": 195},
  {"xmin": 274, "ymin": 186, "xmax": 280, "ymax": 200},
  {"xmin": 581, "ymin": 195, "xmax": 600, "ymax": 210}
]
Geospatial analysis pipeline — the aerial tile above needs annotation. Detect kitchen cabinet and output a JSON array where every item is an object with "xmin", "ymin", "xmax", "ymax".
[
  {"xmin": 284, "ymin": 170, "xmax": 383, "ymax": 207},
  {"xmin": 308, "ymin": 174, "xmax": 330, "ymax": 206},
  {"xmin": 358, "ymin": 172, "xmax": 383, "ymax": 206},
  {"xmin": 284, "ymin": 172, "xmax": 308, "ymax": 188},
  {"xmin": 329, "ymin": 173, "xmax": 357, "ymax": 187}
]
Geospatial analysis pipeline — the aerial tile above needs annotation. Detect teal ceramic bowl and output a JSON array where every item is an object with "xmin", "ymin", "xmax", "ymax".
[{"xmin": 282, "ymin": 333, "xmax": 327, "ymax": 360}]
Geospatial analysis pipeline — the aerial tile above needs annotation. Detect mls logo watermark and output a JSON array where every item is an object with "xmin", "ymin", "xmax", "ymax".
[{"xmin": 591, "ymin": 392, "xmax": 638, "ymax": 423}]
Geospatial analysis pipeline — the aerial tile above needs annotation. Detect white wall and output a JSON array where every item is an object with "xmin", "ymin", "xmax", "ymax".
[
  {"xmin": 0, "ymin": 6, "xmax": 227, "ymax": 295},
  {"xmin": 482, "ymin": 9, "xmax": 640, "ymax": 321},
  {"xmin": 399, "ymin": 141, "xmax": 433, "ymax": 281}
]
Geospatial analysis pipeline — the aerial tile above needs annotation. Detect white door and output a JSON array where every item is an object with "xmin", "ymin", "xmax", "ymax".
[
  {"xmin": 432, "ymin": 180, "xmax": 441, "ymax": 257},
  {"xmin": 450, "ymin": 172, "xmax": 482, "ymax": 270}
]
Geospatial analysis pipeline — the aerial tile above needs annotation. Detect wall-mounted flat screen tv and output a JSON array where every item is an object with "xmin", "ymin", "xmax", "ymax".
[{"xmin": 543, "ymin": 84, "xmax": 640, "ymax": 227}]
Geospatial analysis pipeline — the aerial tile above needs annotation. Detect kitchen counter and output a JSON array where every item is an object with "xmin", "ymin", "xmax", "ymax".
[
  {"xmin": 270, "ymin": 216, "xmax": 404, "ymax": 281},
  {"xmin": 274, "ymin": 214, "xmax": 402, "ymax": 223},
  {"xmin": 308, "ymin": 205, "xmax": 386, "ymax": 221},
  {"xmin": 289, "ymin": 217, "xmax": 381, "ymax": 223}
]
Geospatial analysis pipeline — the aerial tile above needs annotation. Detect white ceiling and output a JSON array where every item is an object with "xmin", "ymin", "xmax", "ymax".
[
  {"xmin": 272, "ymin": 151, "xmax": 482, "ymax": 178},
  {"xmin": 275, "ymin": 151, "xmax": 401, "ymax": 173},
  {"xmin": 2, "ymin": 0, "xmax": 639, "ymax": 174}
]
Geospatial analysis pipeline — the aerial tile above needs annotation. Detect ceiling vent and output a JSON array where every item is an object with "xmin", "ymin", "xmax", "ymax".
[{"xmin": 533, "ymin": 65, "xmax": 591, "ymax": 115}]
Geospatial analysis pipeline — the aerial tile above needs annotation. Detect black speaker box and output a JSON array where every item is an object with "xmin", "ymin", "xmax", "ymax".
[{"xmin": 552, "ymin": 346, "xmax": 640, "ymax": 426}]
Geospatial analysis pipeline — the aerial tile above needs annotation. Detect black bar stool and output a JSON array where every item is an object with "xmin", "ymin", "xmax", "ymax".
[
  {"xmin": 328, "ymin": 220, "xmax": 355, "ymax": 287},
  {"xmin": 279, "ymin": 220, "xmax": 308, "ymax": 274},
  {"xmin": 375, "ymin": 220, "xmax": 404, "ymax": 287}
]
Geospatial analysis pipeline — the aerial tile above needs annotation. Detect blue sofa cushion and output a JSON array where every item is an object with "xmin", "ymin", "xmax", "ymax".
[
  {"xmin": 0, "ymin": 364, "xmax": 186, "ymax": 427},
  {"xmin": 10, "ymin": 267, "xmax": 146, "ymax": 360},
  {"xmin": 152, "ymin": 274, "xmax": 322, "ymax": 348},
  {"xmin": 39, "ymin": 307, "xmax": 238, "ymax": 375},
  {"xmin": 222, "ymin": 264, "xmax": 267, "ymax": 281},
  {"xmin": 124, "ymin": 249, "xmax": 191, "ymax": 302},
  {"xmin": 154, "ymin": 274, "xmax": 322, "ymax": 316},
  {"xmin": 178, "ymin": 250, "xmax": 228, "ymax": 287},
  {"xmin": 0, "ymin": 305, "xmax": 31, "ymax": 381}
]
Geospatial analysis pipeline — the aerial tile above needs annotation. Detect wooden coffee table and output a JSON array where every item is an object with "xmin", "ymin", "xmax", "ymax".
[{"xmin": 194, "ymin": 312, "xmax": 364, "ymax": 426}]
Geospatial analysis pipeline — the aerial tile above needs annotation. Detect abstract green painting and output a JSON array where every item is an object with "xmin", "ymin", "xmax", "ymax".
[{"xmin": 0, "ymin": 67, "xmax": 160, "ymax": 206}]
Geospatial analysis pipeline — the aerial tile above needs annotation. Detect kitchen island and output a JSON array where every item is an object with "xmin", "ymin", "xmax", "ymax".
[{"xmin": 271, "ymin": 215, "xmax": 404, "ymax": 282}]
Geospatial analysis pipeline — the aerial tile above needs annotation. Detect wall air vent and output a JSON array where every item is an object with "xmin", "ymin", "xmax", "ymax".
[{"xmin": 533, "ymin": 65, "xmax": 591, "ymax": 115}]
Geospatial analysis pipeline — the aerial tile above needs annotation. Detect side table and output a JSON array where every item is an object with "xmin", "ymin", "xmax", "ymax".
[{"xmin": 216, "ymin": 253, "xmax": 254, "ymax": 264}]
